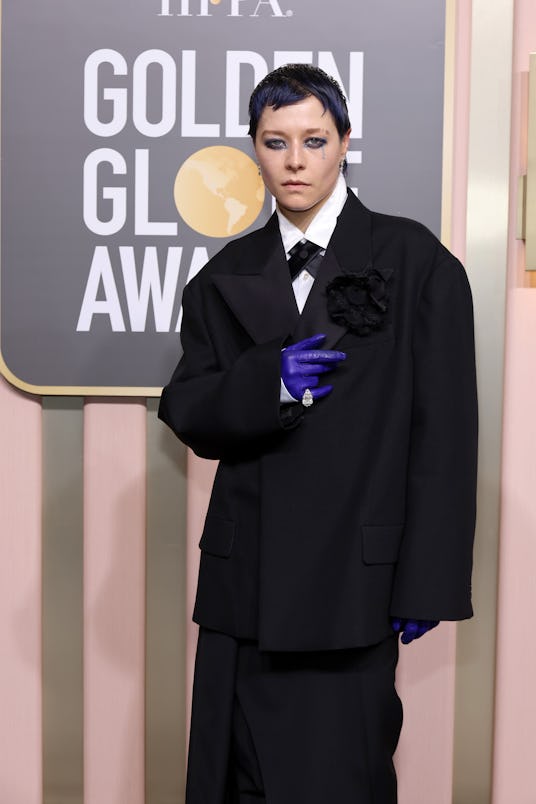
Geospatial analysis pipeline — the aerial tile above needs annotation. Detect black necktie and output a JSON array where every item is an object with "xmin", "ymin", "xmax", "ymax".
[{"xmin": 288, "ymin": 239, "xmax": 322, "ymax": 280}]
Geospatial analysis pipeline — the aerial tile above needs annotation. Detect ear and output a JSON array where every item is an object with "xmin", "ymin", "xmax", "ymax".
[{"xmin": 340, "ymin": 128, "xmax": 351, "ymax": 157}]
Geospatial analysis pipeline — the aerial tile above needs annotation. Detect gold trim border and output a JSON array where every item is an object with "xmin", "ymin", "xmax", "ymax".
[{"xmin": 0, "ymin": 347, "xmax": 162, "ymax": 397}]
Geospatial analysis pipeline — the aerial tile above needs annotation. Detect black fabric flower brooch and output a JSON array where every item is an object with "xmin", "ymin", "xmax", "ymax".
[{"xmin": 326, "ymin": 266, "xmax": 393, "ymax": 336}]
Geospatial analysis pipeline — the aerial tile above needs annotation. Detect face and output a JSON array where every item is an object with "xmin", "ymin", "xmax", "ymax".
[{"xmin": 254, "ymin": 95, "xmax": 351, "ymax": 231}]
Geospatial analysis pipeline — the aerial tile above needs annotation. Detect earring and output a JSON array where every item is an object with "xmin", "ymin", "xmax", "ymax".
[
  {"xmin": 340, "ymin": 158, "xmax": 348, "ymax": 174},
  {"xmin": 257, "ymin": 164, "xmax": 261, "ymax": 176}
]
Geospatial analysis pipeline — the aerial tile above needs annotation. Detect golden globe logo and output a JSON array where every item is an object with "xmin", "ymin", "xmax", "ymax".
[
  {"xmin": 174, "ymin": 147, "xmax": 265, "ymax": 237},
  {"xmin": 159, "ymin": 0, "xmax": 293, "ymax": 17},
  {"xmin": 78, "ymin": 45, "xmax": 364, "ymax": 334}
]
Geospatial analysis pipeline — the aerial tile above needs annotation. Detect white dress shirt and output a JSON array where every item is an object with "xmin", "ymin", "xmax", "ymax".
[
  {"xmin": 278, "ymin": 174, "xmax": 348, "ymax": 402},
  {"xmin": 277, "ymin": 173, "xmax": 348, "ymax": 313}
]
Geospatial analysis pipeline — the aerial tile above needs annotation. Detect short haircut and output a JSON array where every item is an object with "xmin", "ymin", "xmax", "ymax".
[{"xmin": 248, "ymin": 64, "xmax": 351, "ymax": 140}]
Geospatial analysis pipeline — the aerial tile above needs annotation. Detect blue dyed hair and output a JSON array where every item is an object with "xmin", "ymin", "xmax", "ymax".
[{"xmin": 248, "ymin": 64, "xmax": 351, "ymax": 141}]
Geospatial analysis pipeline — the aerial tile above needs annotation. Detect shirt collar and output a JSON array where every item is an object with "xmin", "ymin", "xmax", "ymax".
[{"xmin": 277, "ymin": 173, "xmax": 348, "ymax": 256}]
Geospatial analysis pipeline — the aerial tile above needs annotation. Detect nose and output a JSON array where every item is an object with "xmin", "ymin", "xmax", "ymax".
[{"xmin": 285, "ymin": 142, "xmax": 305, "ymax": 171}]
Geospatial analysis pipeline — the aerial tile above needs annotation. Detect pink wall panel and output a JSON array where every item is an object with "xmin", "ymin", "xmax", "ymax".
[
  {"xmin": 0, "ymin": 378, "xmax": 42, "ymax": 804},
  {"xmin": 395, "ymin": 625, "xmax": 457, "ymax": 804},
  {"xmin": 83, "ymin": 401, "xmax": 146, "ymax": 804},
  {"xmin": 493, "ymin": 3, "xmax": 536, "ymax": 800},
  {"xmin": 493, "ymin": 293, "xmax": 536, "ymax": 804}
]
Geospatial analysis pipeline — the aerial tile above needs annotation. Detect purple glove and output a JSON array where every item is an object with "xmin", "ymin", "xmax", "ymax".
[
  {"xmin": 391, "ymin": 618, "xmax": 440, "ymax": 645},
  {"xmin": 281, "ymin": 334, "xmax": 346, "ymax": 404}
]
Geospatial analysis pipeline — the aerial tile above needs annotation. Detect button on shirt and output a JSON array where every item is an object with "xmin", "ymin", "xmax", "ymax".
[{"xmin": 278, "ymin": 174, "xmax": 348, "ymax": 403}]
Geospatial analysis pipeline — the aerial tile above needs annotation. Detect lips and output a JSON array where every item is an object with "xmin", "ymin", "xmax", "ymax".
[{"xmin": 282, "ymin": 181, "xmax": 309, "ymax": 187}]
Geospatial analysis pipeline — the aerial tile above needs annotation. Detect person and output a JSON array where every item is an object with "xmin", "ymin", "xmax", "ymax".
[{"xmin": 159, "ymin": 64, "xmax": 478, "ymax": 804}]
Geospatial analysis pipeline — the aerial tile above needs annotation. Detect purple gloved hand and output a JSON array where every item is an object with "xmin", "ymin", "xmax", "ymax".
[
  {"xmin": 391, "ymin": 618, "xmax": 440, "ymax": 645},
  {"xmin": 281, "ymin": 334, "xmax": 346, "ymax": 403}
]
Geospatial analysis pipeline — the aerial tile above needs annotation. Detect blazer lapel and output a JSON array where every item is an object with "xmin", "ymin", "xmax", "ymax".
[
  {"xmin": 212, "ymin": 214, "xmax": 300, "ymax": 345},
  {"xmin": 293, "ymin": 191, "xmax": 374, "ymax": 349}
]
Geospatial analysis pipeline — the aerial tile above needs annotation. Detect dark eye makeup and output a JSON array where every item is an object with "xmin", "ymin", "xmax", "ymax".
[{"xmin": 262, "ymin": 136, "xmax": 328, "ymax": 150}]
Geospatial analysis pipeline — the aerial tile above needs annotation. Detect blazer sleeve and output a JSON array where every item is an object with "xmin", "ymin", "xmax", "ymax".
[
  {"xmin": 390, "ymin": 254, "xmax": 478, "ymax": 621},
  {"xmin": 158, "ymin": 278, "xmax": 303, "ymax": 460}
]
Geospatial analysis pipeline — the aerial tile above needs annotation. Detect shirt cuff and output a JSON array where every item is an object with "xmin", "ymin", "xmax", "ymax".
[{"xmin": 280, "ymin": 378, "xmax": 298, "ymax": 404}]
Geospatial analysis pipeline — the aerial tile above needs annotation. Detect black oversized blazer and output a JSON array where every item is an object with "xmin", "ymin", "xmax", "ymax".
[{"xmin": 159, "ymin": 191, "xmax": 478, "ymax": 652}]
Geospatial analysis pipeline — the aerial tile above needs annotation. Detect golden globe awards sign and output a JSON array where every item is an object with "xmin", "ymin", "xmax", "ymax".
[{"xmin": 0, "ymin": 0, "xmax": 446, "ymax": 394}]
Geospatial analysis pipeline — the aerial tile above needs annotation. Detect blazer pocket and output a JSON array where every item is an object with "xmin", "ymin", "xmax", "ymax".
[
  {"xmin": 362, "ymin": 524, "xmax": 404, "ymax": 565},
  {"xmin": 199, "ymin": 516, "xmax": 235, "ymax": 558}
]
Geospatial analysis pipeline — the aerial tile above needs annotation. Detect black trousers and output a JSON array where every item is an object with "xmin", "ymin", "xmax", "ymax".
[{"xmin": 186, "ymin": 629, "xmax": 402, "ymax": 804}]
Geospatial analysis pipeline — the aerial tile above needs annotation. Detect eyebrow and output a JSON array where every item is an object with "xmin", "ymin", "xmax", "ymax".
[{"xmin": 260, "ymin": 128, "xmax": 330, "ymax": 137}]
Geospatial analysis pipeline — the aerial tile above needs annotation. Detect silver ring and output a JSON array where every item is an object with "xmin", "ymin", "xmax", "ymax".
[{"xmin": 302, "ymin": 388, "xmax": 313, "ymax": 407}]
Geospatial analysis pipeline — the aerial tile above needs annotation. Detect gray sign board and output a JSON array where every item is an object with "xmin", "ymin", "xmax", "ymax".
[{"xmin": 1, "ymin": 0, "xmax": 447, "ymax": 394}]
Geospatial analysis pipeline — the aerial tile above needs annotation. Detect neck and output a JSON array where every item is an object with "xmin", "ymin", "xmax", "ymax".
[{"xmin": 278, "ymin": 200, "xmax": 326, "ymax": 233}]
